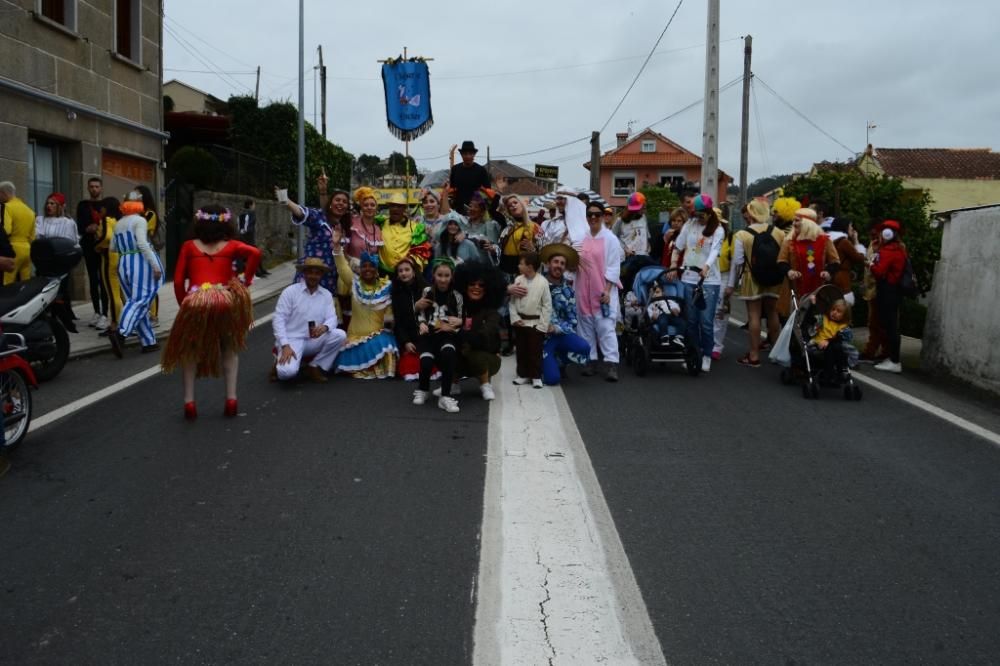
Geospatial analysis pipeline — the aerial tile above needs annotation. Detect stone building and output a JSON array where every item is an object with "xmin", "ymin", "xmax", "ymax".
[{"xmin": 0, "ymin": 0, "xmax": 166, "ymax": 212}]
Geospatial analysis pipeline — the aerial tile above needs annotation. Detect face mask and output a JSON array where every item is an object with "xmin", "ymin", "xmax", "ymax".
[{"xmin": 881, "ymin": 228, "xmax": 894, "ymax": 241}]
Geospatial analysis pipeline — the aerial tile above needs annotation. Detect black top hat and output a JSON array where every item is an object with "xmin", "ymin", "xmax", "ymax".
[{"xmin": 459, "ymin": 140, "xmax": 478, "ymax": 154}]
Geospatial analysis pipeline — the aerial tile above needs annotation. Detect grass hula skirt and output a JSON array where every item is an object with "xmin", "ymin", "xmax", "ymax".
[{"xmin": 162, "ymin": 279, "xmax": 253, "ymax": 377}]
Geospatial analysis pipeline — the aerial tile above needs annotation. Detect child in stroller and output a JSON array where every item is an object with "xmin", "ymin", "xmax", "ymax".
[
  {"xmin": 808, "ymin": 296, "xmax": 853, "ymax": 386},
  {"xmin": 647, "ymin": 280, "xmax": 685, "ymax": 348},
  {"xmin": 622, "ymin": 266, "xmax": 701, "ymax": 376}
]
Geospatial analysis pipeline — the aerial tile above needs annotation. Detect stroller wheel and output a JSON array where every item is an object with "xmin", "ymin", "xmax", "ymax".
[
  {"xmin": 685, "ymin": 346, "xmax": 700, "ymax": 376},
  {"xmin": 633, "ymin": 347, "xmax": 649, "ymax": 377},
  {"xmin": 801, "ymin": 382, "xmax": 811, "ymax": 399},
  {"xmin": 843, "ymin": 384, "xmax": 853, "ymax": 401},
  {"xmin": 852, "ymin": 384, "xmax": 863, "ymax": 401},
  {"xmin": 622, "ymin": 338, "xmax": 632, "ymax": 366}
]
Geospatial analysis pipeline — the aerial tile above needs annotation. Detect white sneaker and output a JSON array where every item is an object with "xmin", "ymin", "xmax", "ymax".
[
  {"xmin": 88, "ymin": 312, "xmax": 102, "ymax": 327},
  {"xmin": 512, "ymin": 376, "xmax": 530, "ymax": 385},
  {"xmin": 94, "ymin": 315, "xmax": 109, "ymax": 331},
  {"xmin": 874, "ymin": 359, "xmax": 902, "ymax": 374},
  {"xmin": 412, "ymin": 389, "xmax": 429, "ymax": 405},
  {"xmin": 432, "ymin": 384, "xmax": 462, "ymax": 397},
  {"xmin": 701, "ymin": 356, "xmax": 712, "ymax": 373},
  {"xmin": 532, "ymin": 379, "xmax": 543, "ymax": 389},
  {"xmin": 480, "ymin": 383, "xmax": 496, "ymax": 401},
  {"xmin": 150, "ymin": 317, "xmax": 160, "ymax": 329},
  {"xmin": 438, "ymin": 396, "xmax": 460, "ymax": 413}
]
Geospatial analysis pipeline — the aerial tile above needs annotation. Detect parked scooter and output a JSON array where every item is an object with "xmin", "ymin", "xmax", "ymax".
[
  {"xmin": 0, "ymin": 238, "xmax": 83, "ymax": 382},
  {"xmin": 0, "ymin": 332, "xmax": 38, "ymax": 452}
]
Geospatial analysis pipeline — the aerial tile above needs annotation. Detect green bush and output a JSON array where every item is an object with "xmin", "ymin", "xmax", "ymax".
[
  {"xmin": 639, "ymin": 185, "xmax": 680, "ymax": 231},
  {"xmin": 168, "ymin": 146, "xmax": 220, "ymax": 189},
  {"xmin": 900, "ymin": 299, "xmax": 926, "ymax": 338}
]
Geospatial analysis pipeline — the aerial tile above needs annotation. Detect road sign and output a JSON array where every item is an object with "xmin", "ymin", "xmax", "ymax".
[{"xmin": 534, "ymin": 164, "xmax": 559, "ymax": 180}]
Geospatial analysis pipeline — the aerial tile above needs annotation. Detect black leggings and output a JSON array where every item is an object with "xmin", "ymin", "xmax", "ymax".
[
  {"xmin": 82, "ymin": 244, "xmax": 107, "ymax": 315},
  {"xmin": 876, "ymin": 281, "xmax": 902, "ymax": 363},
  {"xmin": 418, "ymin": 332, "xmax": 457, "ymax": 394}
]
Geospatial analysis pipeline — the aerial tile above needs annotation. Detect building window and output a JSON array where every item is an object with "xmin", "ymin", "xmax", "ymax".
[
  {"xmin": 38, "ymin": 0, "xmax": 77, "ymax": 30},
  {"xmin": 641, "ymin": 140, "xmax": 656, "ymax": 153},
  {"xmin": 613, "ymin": 172, "xmax": 636, "ymax": 197},
  {"xmin": 658, "ymin": 172, "xmax": 685, "ymax": 191},
  {"xmin": 115, "ymin": 0, "xmax": 142, "ymax": 63},
  {"xmin": 27, "ymin": 138, "xmax": 70, "ymax": 212}
]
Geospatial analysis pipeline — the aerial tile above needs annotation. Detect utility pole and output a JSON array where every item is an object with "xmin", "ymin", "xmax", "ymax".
[
  {"xmin": 590, "ymin": 131, "xmax": 601, "ymax": 194},
  {"xmin": 254, "ymin": 65, "xmax": 260, "ymax": 103},
  {"xmin": 296, "ymin": 0, "xmax": 305, "ymax": 257},
  {"xmin": 318, "ymin": 45, "xmax": 327, "ymax": 139},
  {"xmin": 700, "ymin": 0, "xmax": 720, "ymax": 201},
  {"xmin": 738, "ymin": 34, "xmax": 752, "ymax": 219}
]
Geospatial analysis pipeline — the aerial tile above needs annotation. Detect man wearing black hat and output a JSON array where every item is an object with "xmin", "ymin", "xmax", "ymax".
[{"xmin": 449, "ymin": 140, "xmax": 492, "ymax": 215}]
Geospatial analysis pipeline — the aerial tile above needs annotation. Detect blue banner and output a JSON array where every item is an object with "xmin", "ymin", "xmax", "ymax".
[{"xmin": 381, "ymin": 59, "xmax": 433, "ymax": 141}]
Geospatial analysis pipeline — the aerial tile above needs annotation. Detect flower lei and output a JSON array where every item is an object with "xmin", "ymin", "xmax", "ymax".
[{"xmin": 195, "ymin": 209, "xmax": 232, "ymax": 223}]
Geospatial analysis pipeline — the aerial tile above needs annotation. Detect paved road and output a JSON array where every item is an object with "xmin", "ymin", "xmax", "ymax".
[
  {"xmin": 562, "ymin": 325, "xmax": 1000, "ymax": 664},
  {"xmin": 3, "ymin": 305, "xmax": 1000, "ymax": 664},
  {"xmin": 2, "ymin": 298, "xmax": 488, "ymax": 665}
]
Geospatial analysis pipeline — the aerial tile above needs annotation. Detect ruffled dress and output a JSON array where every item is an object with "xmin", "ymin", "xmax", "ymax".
[
  {"xmin": 333, "ymin": 252, "xmax": 398, "ymax": 379},
  {"xmin": 377, "ymin": 218, "xmax": 432, "ymax": 274}
]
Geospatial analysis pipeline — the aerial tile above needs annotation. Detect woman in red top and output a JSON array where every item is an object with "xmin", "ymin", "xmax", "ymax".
[
  {"xmin": 162, "ymin": 204, "xmax": 261, "ymax": 419},
  {"xmin": 869, "ymin": 219, "xmax": 908, "ymax": 373},
  {"xmin": 776, "ymin": 208, "xmax": 840, "ymax": 317}
]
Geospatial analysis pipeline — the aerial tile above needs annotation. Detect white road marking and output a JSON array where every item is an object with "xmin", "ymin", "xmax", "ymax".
[
  {"xmin": 31, "ymin": 313, "xmax": 276, "ymax": 432},
  {"xmin": 474, "ymin": 359, "xmax": 666, "ymax": 665},
  {"xmin": 728, "ymin": 316, "xmax": 1000, "ymax": 449}
]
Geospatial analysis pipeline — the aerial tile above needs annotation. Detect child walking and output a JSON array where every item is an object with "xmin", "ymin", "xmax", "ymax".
[
  {"xmin": 412, "ymin": 258, "xmax": 464, "ymax": 413},
  {"xmin": 509, "ymin": 252, "xmax": 552, "ymax": 388}
]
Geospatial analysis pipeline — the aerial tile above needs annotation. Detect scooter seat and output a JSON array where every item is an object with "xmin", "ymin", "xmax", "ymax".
[{"xmin": 0, "ymin": 277, "xmax": 51, "ymax": 318}]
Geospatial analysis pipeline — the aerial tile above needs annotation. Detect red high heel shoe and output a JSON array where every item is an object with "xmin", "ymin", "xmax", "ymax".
[
  {"xmin": 224, "ymin": 399, "xmax": 238, "ymax": 417},
  {"xmin": 183, "ymin": 401, "xmax": 197, "ymax": 420}
]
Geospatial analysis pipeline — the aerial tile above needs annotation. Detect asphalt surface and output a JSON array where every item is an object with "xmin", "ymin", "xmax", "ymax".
[
  {"xmin": 1, "ymin": 296, "xmax": 488, "ymax": 665},
  {"xmin": 562, "ymin": 326, "xmax": 1000, "ymax": 664}
]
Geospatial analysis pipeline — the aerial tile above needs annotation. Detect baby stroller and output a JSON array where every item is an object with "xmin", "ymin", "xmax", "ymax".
[
  {"xmin": 772, "ymin": 283, "xmax": 863, "ymax": 400},
  {"xmin": 621, "ymin": 265, "xmax": 700, "ymax": 377}
]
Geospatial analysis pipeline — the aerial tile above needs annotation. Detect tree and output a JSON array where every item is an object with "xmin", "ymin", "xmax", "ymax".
[
  {"xmin": 168, "ymin": 146, "xmax": 220, "ymax": 189},
  {"xmin": 227, "ymin": 95, "xmax": 353, "ymax": 202},
  {"xmin": 747, "ymin": 174, "xmax": 794, "ymax": 198},
  {"xmin": 783, "ymin": 170, "xmax": 941, "ymax": 294},
  {"xmin": 355, "ymin": 154, "xmax": 384, "ymax": 184},
  {"xmin": 386, "ymin": 151, "xmax": 417, "ymax": 177}
]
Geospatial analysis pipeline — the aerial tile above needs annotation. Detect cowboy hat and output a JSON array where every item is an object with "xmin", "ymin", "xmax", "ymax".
[
  {"xmin": 539, "ymin": 242, "xmax": 579, "ymax": 271},
  {"xmin": 459, "ymin": 140, "xmax": 478, "ymax": 154},
  {"xmin": 386, "ymin": 192, "xmax": 407, "ymax": 206},
  {"xmin": 296, "ymin": 257, "xmax": 332, "ymax": 273}
]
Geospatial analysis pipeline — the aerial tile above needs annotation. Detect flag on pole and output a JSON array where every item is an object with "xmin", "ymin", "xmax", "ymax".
[{"xmin": 381, "ymin": 58, "xmax": 433, "ymax": 141}]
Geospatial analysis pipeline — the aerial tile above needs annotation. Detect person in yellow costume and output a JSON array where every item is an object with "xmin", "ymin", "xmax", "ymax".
[
  {"xmin": 94, "ymin": 198, "xmax": 124, "ymax": 329},
  {"xmin": 330, "ymin": 225, "xmax": 398, "ymax": 379},
  {"xmin": 377, "ymin": 192, "xmax": 431, "ymax": 275},
  {"xmin": 0, "ymin": 181, "xmax": 36, "ymax": 284}
]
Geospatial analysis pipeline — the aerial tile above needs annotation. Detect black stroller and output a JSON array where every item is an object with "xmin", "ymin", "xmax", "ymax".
[
  {"xmin": 621, "ymin": 266, "xmax": 701, "ymax": 377},
  {"xmin": 774, "ymin": 283, "xmax": 863, "ymax": 400}
]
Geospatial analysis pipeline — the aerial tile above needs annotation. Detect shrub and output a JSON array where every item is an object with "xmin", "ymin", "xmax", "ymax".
[{"xmin": 168, "ymin": 146, "xmax": 220, "ymax": 189}]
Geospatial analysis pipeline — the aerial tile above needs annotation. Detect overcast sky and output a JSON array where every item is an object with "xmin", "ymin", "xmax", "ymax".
[{"xmin": 163, "ymin": 0, "xmax": 999, "ymax": 188}]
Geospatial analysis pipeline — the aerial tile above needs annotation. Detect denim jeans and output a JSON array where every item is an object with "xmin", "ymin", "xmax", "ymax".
[{"xmin": 683, "ymin": 282, "xmax": 720, "ymax": 358}]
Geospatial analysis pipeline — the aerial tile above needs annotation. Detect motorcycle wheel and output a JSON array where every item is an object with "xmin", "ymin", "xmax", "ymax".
[
  {"xmin": 30, "ymin": 315, "xmax": 69, "ymax": 383},
  {"xmin": 0, "ymin": 368, "xmax": 32, "ymax": 452}
]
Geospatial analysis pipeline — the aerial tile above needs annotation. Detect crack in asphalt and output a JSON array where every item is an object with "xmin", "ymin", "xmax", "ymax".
[{"xmin": 536, "ymin": 549, "xmax": 556, "ymax": 665}]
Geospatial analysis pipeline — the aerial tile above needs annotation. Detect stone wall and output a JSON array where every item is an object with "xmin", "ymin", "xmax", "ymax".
[
  {"xmin": 192, "ymin": 191, "xmax": 298, "ymax": 268},
  {"xmin": 921, "ymin": 205, "xmax": 1000, "ymax": 395}
]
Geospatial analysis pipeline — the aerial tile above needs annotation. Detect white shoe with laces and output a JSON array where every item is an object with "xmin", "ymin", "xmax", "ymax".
[
  {"xmin": 438, "ymin": 396, "xmax": 460, "ymax": 413},
  {"xmin": 874, "ymin": 359, "xmax": 902, "ymax": 374},
  {"xmin": 94, "ymin": 315, "xmax": 109, "ymax": 331},
  {"xmin": 701, "ymin": 356, "xmax": 712, "ymax": 373},
  {"xmin": 532, "ymin": 379, "xmax": 543, "ymax": 389},
  {"xmin": 88, "ymin": 312, "xmax": 101, "ymax": 327},
  {"xmin": 512, "ymin": 376, "xmax": 530, "ymax": 385},
  {"xmin": 480, "ymin": 383, "xmax": 496, "ymax": 401},
  {"xmin": 412, "ymin": 389, "xmax": 429, "ymax": 405}
]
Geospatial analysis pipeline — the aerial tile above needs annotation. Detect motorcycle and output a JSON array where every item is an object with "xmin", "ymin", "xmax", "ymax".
[
  {"xmin": 0, "ymin": 333, "xmax": 38, "ymax": 452},
  {"xmin": 0, "ymin": 237, "xmax": 82, "ymax": 382}
]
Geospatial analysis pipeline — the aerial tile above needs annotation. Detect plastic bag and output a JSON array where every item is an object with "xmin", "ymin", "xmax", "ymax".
[{"xmin": 769, "ymin": 316, "xmax": 797, "ymax": 366}]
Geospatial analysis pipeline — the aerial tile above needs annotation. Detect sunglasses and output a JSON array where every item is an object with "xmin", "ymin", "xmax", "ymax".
[{"xmin": 586, "ymin": 212, "xmax": 603, "ymax": 219}]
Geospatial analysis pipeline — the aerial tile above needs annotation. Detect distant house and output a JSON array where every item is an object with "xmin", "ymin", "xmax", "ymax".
[
  {"xmin": 856, "ymin": 145, "xmax": 1000, "ymax": 212},
  {"xmin": 487, "ymin": 160, "xmax": 551, "ymax": 198},
  {"xmin": 164, "ymin": 79, "xmax": 228, "ymax": 115},
  {"xmin": 585, "ymin": 129, "xmax": 731, "ymax": 208}
]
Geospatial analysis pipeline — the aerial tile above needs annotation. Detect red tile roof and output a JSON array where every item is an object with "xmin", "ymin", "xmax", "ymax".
[
  {"xmin": 873, "ymin": 148, "xmax": 1000, "ymax": 180},
  {"xmin": 593, "ymin": 153, "xmax": 703, "ymax": 168}
]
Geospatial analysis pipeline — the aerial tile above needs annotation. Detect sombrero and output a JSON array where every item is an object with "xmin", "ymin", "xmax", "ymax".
[{"xmin": 539, "ymin": 243, "xmax": 579, "ymax": 271}]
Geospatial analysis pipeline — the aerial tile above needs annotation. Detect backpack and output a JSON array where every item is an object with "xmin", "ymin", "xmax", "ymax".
[
  {"xmin": 746, "ymin": 225, "xmax": 784, "ymax": 287},
  {"xmin": 899, "ymin": 255, "xmax": 919, "ymax": 298}
]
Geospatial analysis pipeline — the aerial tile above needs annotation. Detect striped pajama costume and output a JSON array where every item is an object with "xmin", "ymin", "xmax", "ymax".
[{"xmin": 112, "ymin": 214, "xmax": 163, "ymax": 346}]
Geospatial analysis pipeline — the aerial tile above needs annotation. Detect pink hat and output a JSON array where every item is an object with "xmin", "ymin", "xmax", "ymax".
[{"xmin": 626, "ymin": 192, "xmax": 646, "ymax": 212}]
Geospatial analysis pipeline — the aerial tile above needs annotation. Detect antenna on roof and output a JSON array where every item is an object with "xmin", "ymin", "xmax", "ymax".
[
  {"xmin": 866, "ymin": 121, "xmax": 877, "ymax": 146},
  {"xmin": 626, "ymin": 119, "xmax": 638, "ymax": 135}
]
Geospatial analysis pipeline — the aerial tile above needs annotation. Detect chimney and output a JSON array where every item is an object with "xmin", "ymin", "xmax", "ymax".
[
  {"xmin": 616, "ymin": 132, "xmax": 628, "ymax": 148},
  {"xmin": 865, "ymin": 143, "xmax": 874, "ymax": 156}
]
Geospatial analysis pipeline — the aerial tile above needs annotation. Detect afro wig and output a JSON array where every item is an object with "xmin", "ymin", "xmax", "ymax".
[
  {"xmin": 453, "ymin": 261, "xmax": 506, "ymax": 311},
  {"xmin": 771, "ymin": 196, "xmax": 802, "ymax": 224}
]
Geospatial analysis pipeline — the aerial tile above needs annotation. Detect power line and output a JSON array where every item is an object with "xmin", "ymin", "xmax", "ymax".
[
  {"xmin": 163, "ymin": 15, "xmax": 258, "ymax": 71},
  {"xmin": 750, "ymin": 77, "xmax": 771, "ymax": 177},
  {"xmin": 163, "ymin": 23, "xmax": 251, "ymax": 95},
  {"xmin": 753, "ymin": 75, "xmax": 855, "ymax": 155},
  {"xmin": 164, "ymin": 68, "xmax": 257, "ymax": 75},
  {"xmin": 599, "ymin": 0, "xmax": 685, "ymax": 133}
]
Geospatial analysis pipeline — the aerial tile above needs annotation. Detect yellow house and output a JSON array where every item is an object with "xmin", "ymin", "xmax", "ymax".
[{"xmin": 856, "ymin": 145, "xmax": 1000, "ymax": 213}]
